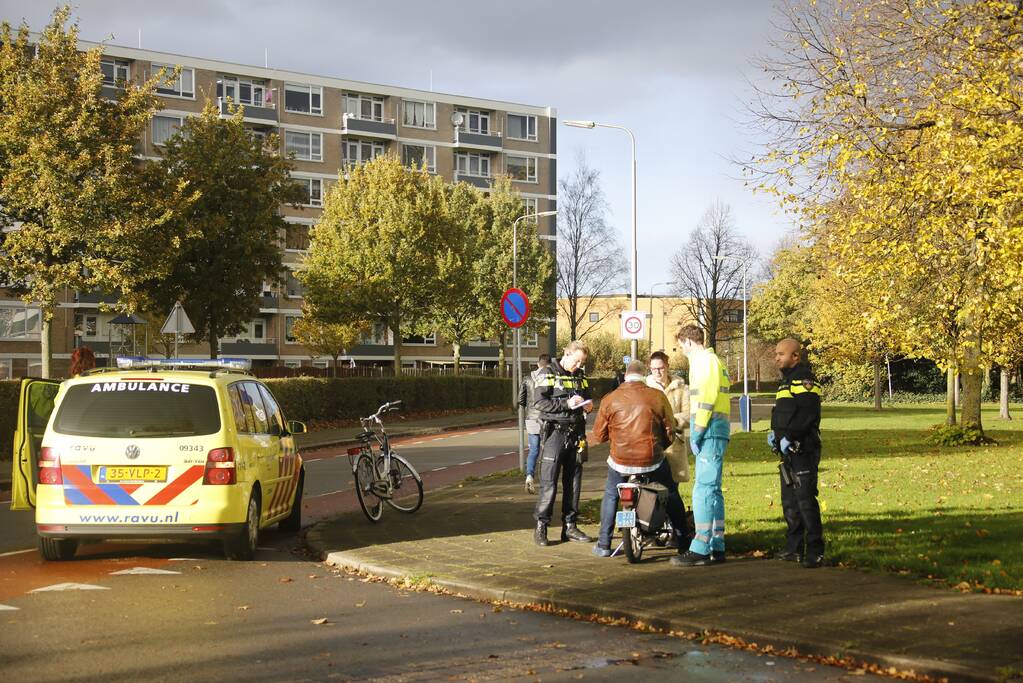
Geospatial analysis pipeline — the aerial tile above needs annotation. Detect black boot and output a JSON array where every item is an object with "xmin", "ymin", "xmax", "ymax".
[
  {"xmin": 560, "ymin": 524, "xmax": 594, "ymax": 543},
  {"xmin": 534, "ymin": 521, "xmax": 549, "ymax": 546}
]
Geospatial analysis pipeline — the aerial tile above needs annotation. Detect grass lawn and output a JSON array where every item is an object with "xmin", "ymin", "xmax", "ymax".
[{"xmin": 723, "ymin": 403, "xmax": 1023, "ymax": 593}]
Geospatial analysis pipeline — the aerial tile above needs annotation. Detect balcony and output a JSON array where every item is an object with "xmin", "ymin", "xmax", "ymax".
[
  {"xmin": 454, "ymin": 173, "xmax": 494, "ymax": 190},
  {"xmin": 217, "ymin": 97, "xmax": 278, "ymax": 124},
  {"xmin": 259, "ymin": 294, "xmax": 278, "ymax": 311},
  {"xmin": 341, "ymin": 113, "xmax": 397, "ymax": 140},
  {"xmin": 453, "ymin": 128, "xmax": 502, "ymax": 152},
  {"xmin": 220, "ymin": 338, "xmax": 278, "ymax": 356}
]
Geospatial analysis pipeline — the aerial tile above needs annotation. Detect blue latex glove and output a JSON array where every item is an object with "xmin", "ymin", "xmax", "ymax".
[
  {"xmin": 767, "ymin": 432, "xmax": 777, "ymax": 450},
  {"xmin": 690, "ymin": 438, "xmax": 701, "ymax": 457},
  {"xmin": 780, "ymin": 437, "xmax": 793, "ymax": 454}
]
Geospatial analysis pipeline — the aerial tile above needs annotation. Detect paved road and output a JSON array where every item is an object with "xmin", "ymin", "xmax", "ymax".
[{"xmin": 0, "ymin": 527, "xmax": 875, "ymax": 682}]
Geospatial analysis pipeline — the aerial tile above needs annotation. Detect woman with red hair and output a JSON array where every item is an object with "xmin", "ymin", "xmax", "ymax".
[{"xmin": 69, "ymin": 346, "xmax": 96, "ymax": 377}]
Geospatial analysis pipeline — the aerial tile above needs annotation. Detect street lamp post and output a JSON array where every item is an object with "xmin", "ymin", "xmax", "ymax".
[
  {"xmin": 564, "ymin": 119, "xmax": 638, "ymax": 360},
  {"xmin": 713, "ymin": 255, "xmax": 751, "ymax": 431},
  {"xmin": 513, "ymin": 210, "xmax": 557, "ymax": 472},
  {"xmin": 649, "ymin": 281, "xmax": 672, "ymax": 354}
]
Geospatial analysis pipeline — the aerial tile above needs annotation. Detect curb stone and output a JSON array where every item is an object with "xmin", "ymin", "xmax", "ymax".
[{"xmin": 315, "ymin": 538, "xmax": 997, "ymax": 683}]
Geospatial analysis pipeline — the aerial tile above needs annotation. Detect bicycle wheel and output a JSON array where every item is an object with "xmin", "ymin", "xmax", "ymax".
[
  {"xmin": 354, "ymin": 453, "xmax": 383, "ymax": 522},
  {"xmin": 384, "ymin": 454, "xmax": 424, "ymax": 513}
]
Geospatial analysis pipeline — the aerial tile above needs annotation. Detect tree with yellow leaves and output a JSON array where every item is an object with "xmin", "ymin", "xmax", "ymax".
[
  {"xmin": 0, "ymin": 8, "xmax": 189, "ymax": 376},
  {"xmin": 748, "ymin": 0, "xmax": 1023, "ymax": 433}
]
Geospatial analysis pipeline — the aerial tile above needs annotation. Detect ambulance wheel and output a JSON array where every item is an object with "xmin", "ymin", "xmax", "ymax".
[
  {"xmin": 38, "ymin": 536, "xmax": 78, "ymax": 561},
  {"xmin": 279, "ymin": 472, "xmax": 303, "ymax": 532},
  {"xmin": 224, "ymin": 492, "xmax": 260, "ymax": 561}
]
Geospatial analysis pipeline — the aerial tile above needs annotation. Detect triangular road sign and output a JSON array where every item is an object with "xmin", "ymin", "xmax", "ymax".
[{"xmin": 161, "ymin": 302, "xmax": 195, "ymax": 335}]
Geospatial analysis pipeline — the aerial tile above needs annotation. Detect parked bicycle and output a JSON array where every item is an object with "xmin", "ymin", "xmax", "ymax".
[{"xmin": 347, "ymin": 400, "xmax": 424, "ymax": 522}]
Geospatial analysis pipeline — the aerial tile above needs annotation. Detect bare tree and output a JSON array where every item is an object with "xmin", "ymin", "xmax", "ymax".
[
  {"xmin": 556, "ymin": 157, "xmax": 626, "ymax": 340},
  {"xmin": 670, "ymin": 201, "xmax": 757, "ymax": 349}
]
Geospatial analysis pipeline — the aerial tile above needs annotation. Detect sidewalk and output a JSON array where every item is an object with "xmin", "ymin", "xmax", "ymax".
[{"xmin": 308, "ymin": 443, "xmax": 1023, "ymax": 683}]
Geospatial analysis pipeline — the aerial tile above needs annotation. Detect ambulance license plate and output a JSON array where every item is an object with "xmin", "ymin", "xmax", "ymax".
[
  {"xmin": 616, "ymin": 509, "xmax": 636, "ymax": 529},
  {"xmin": 98, "ymin": 466, "xmax": 168, "ymax": 483}
]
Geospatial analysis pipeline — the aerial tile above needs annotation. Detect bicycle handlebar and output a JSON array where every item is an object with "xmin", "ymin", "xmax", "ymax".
[{"xmin": 360, "ymin": 400, "xmax": 404, "ymax": 425}]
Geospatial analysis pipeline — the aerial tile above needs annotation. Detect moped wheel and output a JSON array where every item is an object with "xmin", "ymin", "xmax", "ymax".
[
  {"xmin": 354, "ymin": 454, "xmax": 383, "ymax": 522},
  {"xmin": 623, "ymin": 526, "xmax": 644, "ymax": 564}
]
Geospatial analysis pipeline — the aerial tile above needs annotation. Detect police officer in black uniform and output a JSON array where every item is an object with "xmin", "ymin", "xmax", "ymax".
[
  {"xmin": 768, "ymin": 338, "xmax": 825, "ymax": 568},
  {"xmin": 533, "ymin": 340, "xmax": 595, "ymax": 546}
]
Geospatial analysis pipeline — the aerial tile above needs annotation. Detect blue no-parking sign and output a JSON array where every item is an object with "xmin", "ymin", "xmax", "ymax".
[{"xmin": 501, "ymin": 288, "xmax": 530, "ymax": 329}]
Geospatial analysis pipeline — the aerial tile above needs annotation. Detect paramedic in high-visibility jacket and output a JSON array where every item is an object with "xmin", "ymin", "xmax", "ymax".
[{"xmin": 671, "ymin": 324, "xmax": 731, "ymax": 567}]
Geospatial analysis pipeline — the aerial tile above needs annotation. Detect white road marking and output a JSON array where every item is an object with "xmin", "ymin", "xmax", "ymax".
[
  {"xmin": 30, "ymin": 583, "xmax": 110, "ymax": 593},
  {"xmin": 459, "ymin": 461, "xmax": 473, "ymax": 465},
  {"xmin": 168, "ymin": 558, "xmax": 201, "ymax": 562},
  {"xmin": 481, "ymin": 456, "xmax": 496, "ymax": 460},
  {"xmin": 110, "ymin": 567, "xmax": 182, "ymax": 576},
  {"xmin": 307, "ymin": 489, "xmax": 348, "ymax": 499},
  {"xmin": 0, "ymin": 548, "xmax": 35, "ymax": 558},
  {"xmin": 0, "ymin": 604, "xmax": 19, "ymax": 611},
  {"xmin": 431, "ymin": 467, "xmax": 447, "ymax": 472},
  {"xmin": 503, "ymin": 451, "xmax": 516, "ymax": 455}
]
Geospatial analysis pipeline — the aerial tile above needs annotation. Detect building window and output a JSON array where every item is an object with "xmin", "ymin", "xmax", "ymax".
[
  {"xmin": 100, "ymin": 57, "xmax": 129, "ymax": 86},
  {"xmin": 153, "ymin": 63, "xmax": 194, "ymax": 98},
  {"xmin": 506, "ymin": 155, "xmax": 537, "ymax": 182},
  {"xmin": 507, "ymin": 113, "xmax": 537, "ymax": 141},
  {"xmin": 403, "ymin": 100, "xmax": 435, "ymax": 129},
  {"xmin": 286, "ymin": 271, "xmax": 304, "ymax": 298},
  {"xmin": 522, "ymin": 198, "xmax": 538, "ymax": 216},
  {"xmin": 402, "ymin": 144, "xmax": 436, "ymax": 173},
  {"xmin": 0, "ymin": 304, "xmax": 41, "ymax": 340},
  {"xmin": 285, "ymin": 224, "xmax": 311, "ymax": 251},
  {"xmin": 283, "ymin": 359, "xmax": 301, "ymax": 368},
  {"xmin": 344, "ymin": 140, "xmax": 385, "ymax": 168},
  {"xmin": 285, "ymin": 316, "xmax": 299, "ymax": 343},
  {"xmin": 360, "ymin": 322, "xmax": 389, "ymax": 345},
  {"xmin": 402, "ymin": 333, "xmax": 436, "ymax": 346},
  {"xmin": 723, "ymin": 309, "xmax": 743, "ymax": 323},
  {"xmin": 294, "ymin": 177, "xmax": 322, "ymax": 207},
  {"xmin": 152, "ymin": 115, "xmax": 184, "ymax": 146},
  {"xmin": 217, "ymin": 76, "xmax": 268, "ymax": 107},
  {"xmin": 522, "ymin": 330, "xmax": 539, "ymax": 348},
  {"xmin": 284, "ymin": 83, "xmax": 322, "ymax": 115},
  {"xmin": 589, "ymin": 312, "xmax": 600, "ymax": 322},
  {"xmin": 455, "ymin": 152, "xmax": 490, "ymax": 178},
  {"xmin": 285, "ymin": 130, "xmax": 323, "ymax": 161},
  {"xmin": 312, "ymin": 359, "xmax": 329, "ymax": 369},
  {"xmin": 456, "ymin": 108, "xmax": 490, "ymax": 135},
  {"xmin": 74, "ymin": 313, "xmax": 99, "ymax": 338},
  {"xmin": 343, "ymin": 93, "xmax": 384, "ymax": 122}
]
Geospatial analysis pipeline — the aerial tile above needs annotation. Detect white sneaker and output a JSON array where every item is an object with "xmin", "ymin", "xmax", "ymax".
[{"xmin": 525, "ymin": 475, "xmax": 536, "ymax": 494}]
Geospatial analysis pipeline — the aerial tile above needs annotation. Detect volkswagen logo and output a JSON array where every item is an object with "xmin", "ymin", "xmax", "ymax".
[{"xmin": 125, "ymin": 444, "xmax": 140, "ymax": 460}]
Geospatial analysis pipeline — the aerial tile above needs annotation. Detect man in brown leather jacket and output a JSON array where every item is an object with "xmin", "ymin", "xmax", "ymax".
[{"xmin": 590, "ymin": 360, "xmax": 690, "ymax": 557}]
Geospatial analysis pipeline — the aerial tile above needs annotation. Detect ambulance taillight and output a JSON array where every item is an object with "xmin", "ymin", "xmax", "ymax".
[
  {"xmin": 38, "ymin": 447, "xmax": 62, "ymax": 485},
  {"xmin": 203, "ymin": 447, "xmax": 236, "ymax": 485}
]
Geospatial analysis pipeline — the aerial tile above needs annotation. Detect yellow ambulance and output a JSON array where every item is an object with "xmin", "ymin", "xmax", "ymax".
[{"xmin": 10, "ymin": 358, "xmax": 306, "ymax": 561}]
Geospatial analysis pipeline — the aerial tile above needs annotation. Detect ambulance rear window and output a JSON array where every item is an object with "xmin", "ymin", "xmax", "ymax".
[{"xmin": 53, "ymin": 381, "xmax": 221, "ymax": 438}]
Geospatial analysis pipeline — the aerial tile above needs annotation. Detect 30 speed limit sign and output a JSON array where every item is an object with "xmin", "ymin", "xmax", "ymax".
[{"xmin": 620, "ymin": 310, "xmax": 648, "ymax": 340}]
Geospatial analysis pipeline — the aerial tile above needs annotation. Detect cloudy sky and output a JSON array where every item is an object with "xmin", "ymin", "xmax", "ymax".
[{"xmin": 3, "ymin": 1, "xmax": 791, "ymax": 291}]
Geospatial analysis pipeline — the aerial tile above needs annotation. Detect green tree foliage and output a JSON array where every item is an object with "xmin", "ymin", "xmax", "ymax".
[
  {"xmin": 149, "ymin": 102, "xmax": 301, "ymax": 358},
  {"xmin": 471, "ymin": 177, "xmax": 555, "ymax": 377},
  {"xmin": 301, "ymin": 155, "xmax": 452, "ymax": 371},
  {"xmin": 0, "ymin": 8, "xmax": 187, "ymax": 376},
  {"xmin": 291, "ymin": 313, "xmax": 368, "ymax": 376}
]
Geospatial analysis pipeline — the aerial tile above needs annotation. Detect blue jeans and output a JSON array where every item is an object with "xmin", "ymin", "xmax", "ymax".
[
  {"xmin": 689, "ymin": 437, "xmax": 727, "ymax": 555},
  {"xmin": 597, "ymin": 459, "xmax": 688, "ymax": 549},
  {"xmin": 525, "ymin": 433, "xmax": 541, "ymax": 477}
]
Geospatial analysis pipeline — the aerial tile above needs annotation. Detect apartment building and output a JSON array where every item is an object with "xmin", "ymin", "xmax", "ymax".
[{"xmin": 0, "ymin": 41, "xmax": 558, "ymax": 377}]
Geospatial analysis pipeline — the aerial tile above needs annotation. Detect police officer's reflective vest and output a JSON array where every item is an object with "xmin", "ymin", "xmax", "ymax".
[
  {"xmin": 534, "ymin": 360, "xmax": 590, "ymax": 425},
  {"xmin": 771, "ymin": 364, "xmax": 822, "ymax": 447},
  {"xmin": 688, "ymin": 347, "xmax": 730, "ymax": 438}
]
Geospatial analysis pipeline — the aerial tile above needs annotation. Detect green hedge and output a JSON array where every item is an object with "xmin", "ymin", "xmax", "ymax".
[
  {"xmin": 265, "ymin": 376, "xmax": 512, "ymax": 423},
  {"xmin": 0, "ymin": 377, "xmax": 509, "ymax": 462}
]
